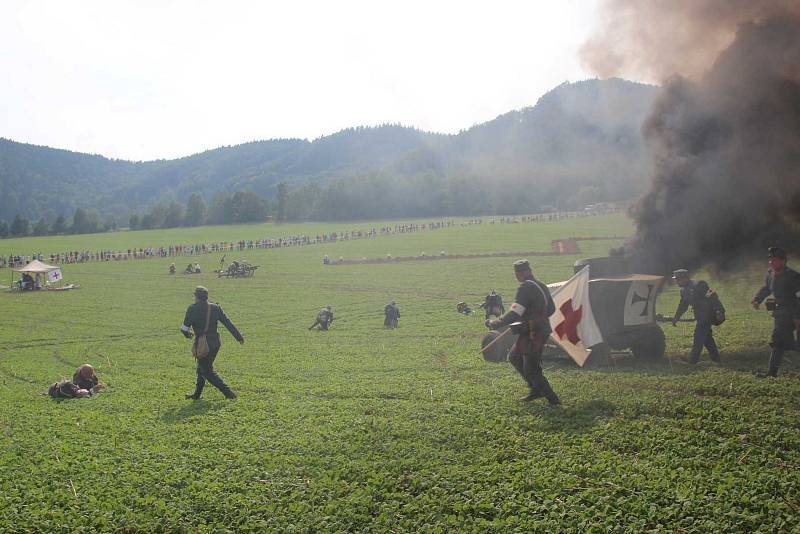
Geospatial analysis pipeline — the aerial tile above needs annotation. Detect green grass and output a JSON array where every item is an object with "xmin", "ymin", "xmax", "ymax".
[{"xmin": 0, "ymin": 213, "xmax": 798, "ymax": 532}]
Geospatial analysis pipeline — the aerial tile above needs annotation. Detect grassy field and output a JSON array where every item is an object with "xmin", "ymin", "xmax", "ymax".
[{"xmin": 0, "ymin": 213, "xmax": 798, "ymax": 532}]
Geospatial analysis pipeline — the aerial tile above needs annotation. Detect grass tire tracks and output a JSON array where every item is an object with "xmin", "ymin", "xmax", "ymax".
[{"xmin": 1, "ymin": 331, "xmax": 172, "ymax": 351}]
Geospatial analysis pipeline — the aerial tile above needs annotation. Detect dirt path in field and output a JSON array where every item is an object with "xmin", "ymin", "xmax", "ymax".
[{"xmin": 326, "ymin": 236, "xmax": 625, "ymax": 265}]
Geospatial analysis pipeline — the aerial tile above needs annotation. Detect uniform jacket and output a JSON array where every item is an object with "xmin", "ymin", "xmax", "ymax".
[
  {"xmin": 675, "ymin": 280, "xmax": 724, "ymax": 323},
  {"xmin": 496, "ymin": 278, "xmax": 555, "ymax": 334},
  {"xmin": 754, "ymin": 267, "xmax": 800, "ymax": 319},
  {"xmin": 181, "ymin": 302, "xmax": 243, "ymax": 345},
  {"xmin": 317, "ymin": 309, "xmax": 333, "ymax": 323}
]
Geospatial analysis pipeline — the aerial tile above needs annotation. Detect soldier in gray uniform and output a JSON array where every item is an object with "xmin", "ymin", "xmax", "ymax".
[
  {"xmin": 309, "ymin": 306, "xmax": 334, "ymax": 330},
  {"xmin": 751, "ymin": 247, "xmax": 800, "ymax": 377},
  {"xmin": 480, "ymin": 290, "xmax": 505, "ymax": 319},
  {"xmin": 486, "ymin": 259, "xmax": 560, "ymax": 405},
  {"xmin": 671, "ymin": 269, "xmax": 724, "ymax": 364},
  {"xmin": 181, "ymin": 286, "xmax": 245, "ymax": 399},
  {"xmin": 384, "ymin": 301, "xmax": 400, "ymax": 328}
]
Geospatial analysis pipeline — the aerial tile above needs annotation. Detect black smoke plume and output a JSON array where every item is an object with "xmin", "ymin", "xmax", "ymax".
[{"xmin": 583, "ymin": 1, "xmax": 800, "ymax": 274}]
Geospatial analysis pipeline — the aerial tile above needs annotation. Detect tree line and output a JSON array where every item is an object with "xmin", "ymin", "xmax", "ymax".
[
  {"xmin": 0, "ymin": 209, "xmax": 117, "ymax": 239},
  {"xmin": 0, "ymin": 166, "xmax": 624, "ymax": 239},
  {"xmin": 0, "ymin": 190, "xmax": 272, "ymax": 238}
]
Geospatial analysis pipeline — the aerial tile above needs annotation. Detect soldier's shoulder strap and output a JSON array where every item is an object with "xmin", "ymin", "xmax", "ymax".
[{"xmin": 523, "ymin": 279, "xmax": 555, "ymax": 316}]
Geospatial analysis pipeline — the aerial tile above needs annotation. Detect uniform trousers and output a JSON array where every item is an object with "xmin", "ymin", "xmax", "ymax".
[
  {"xmin": 689, "ymin": 320, "xmax": 720, "ymax": 363},
  {"xmin": 508, "ymin": 332, "xmax": 558, "ymax": 402},
  {"xmin": 768, "ymin": 313, "xmax": 797, "ymax": 376},
  {"xmin": 193, "ymin": 335, "xmax": 234, "ymax": 398}
]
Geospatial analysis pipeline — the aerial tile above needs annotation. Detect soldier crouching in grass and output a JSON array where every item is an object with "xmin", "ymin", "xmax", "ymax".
[
  {"xmin": 486, "ymin": 259, "xmax": 560, "ymax": 406},
  {"xmin": 309, "ymin": 306, "xmax": 334, "ymax": 330},
  {"xmin": 181, "ymin": 286, "xmax": 244, "ymax": 400}
]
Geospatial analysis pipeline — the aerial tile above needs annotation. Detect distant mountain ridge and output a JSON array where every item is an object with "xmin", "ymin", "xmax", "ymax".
[{"xmin": 0, "ymin": 78, "xmax": 659, "ymax": 222}]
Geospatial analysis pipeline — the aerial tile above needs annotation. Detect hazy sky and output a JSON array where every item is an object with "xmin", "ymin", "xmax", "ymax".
[{"xmin": 1, "ymin": 0, "xmax": 605, "ymax": 161}]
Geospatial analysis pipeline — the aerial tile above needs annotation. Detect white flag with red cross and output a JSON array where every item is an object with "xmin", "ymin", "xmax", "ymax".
[
  {"xmin": 47, "ymin": 268, "xmax": 63, "ymax": 283},
  {"xmin": 548, "ymin": 266, "xmax": 603, "ymax": 366}
]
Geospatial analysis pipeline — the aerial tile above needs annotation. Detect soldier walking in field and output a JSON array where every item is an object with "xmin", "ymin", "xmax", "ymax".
[
  {"xmin": 751, "ymin": 247, "xmax": 800, "ymax": 378},
  {"xmin": 671, "ymin": 269, "xmax": 725, "ymax": 364},
  {"xmin": 181, "ymin": 286, "xmax": 244, "ymax": 399},
  {"xmin": 384, "ymin": 301, "xmax": 400, "ymax": 328},
  {"xmin": 309, "ymin": 306, "xmax": 334, "ymax": 330},
  {"xmin": 486, "ymin": 259, "xmax": 560, "ymax": 405}
]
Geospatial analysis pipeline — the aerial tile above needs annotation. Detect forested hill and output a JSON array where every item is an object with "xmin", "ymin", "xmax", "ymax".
[{"xmin": 0, "ymin": 78, "xmax": 658, "ymax": 222}]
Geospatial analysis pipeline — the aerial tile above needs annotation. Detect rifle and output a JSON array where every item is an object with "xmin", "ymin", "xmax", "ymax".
[
  {"xmin": 655, "ymin": 313, "xmax": 694, "ymax": 323},
  {"xmin": 480, "ymin": 322, "xmax": 522, "ymax": 355}
]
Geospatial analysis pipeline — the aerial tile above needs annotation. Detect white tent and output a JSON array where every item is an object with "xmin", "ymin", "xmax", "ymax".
[
  {"xmin": 14, "ymin": 259, "xmax": 60, "ymax": 274},
  {"xmin": 11, "ymin": 259, "xmax": 64, "ymax": 289}
]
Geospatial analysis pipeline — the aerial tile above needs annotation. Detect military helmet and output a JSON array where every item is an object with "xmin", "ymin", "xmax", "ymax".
[
  {"xmin": 513, "ymin": 259, "xmax": 531, "ymax": 273},
  {"xmin": 768, "ymin": 246, "xmax": 787, "ymax": 259},
  {"xmin": 671, "ymin": 269, "xmax": 689, "ymax": 279}
]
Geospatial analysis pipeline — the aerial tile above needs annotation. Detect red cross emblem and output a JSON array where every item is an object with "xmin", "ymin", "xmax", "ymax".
[{"xmin": 555, "ymin": 299, "xmax": 582, "ymax": 344}]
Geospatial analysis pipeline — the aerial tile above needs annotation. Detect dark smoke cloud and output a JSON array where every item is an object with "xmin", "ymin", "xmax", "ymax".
[{"xmin": 583, "ymin": 1, "xmax": 800, "ymax": 274}]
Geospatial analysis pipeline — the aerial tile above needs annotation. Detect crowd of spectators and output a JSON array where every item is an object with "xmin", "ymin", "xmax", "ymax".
[
  {"xmin": 0, "ymin": 219, "xmax": 458, "ymax": 269},
  {"xmin": 0, "ymin": 211, "xmax": 604, "ymax": 270}
]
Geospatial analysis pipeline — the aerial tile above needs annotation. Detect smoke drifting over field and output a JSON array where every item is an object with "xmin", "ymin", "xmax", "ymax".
[{"xmin": 583, "ymin": 1, "xmax": 800, "ymax": 273}]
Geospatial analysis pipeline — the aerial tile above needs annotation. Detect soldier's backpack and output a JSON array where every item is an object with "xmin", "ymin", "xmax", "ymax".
[
  {"xmin": 709, "ymin": 293, "xmax": 726, "ymax": 326},
  {"xmin": 192, "ymin": 304, "xmax": 213, "ymax": 359},
  {"xmin": 700, "ymin": 282, "xmax": 726, "ymax": 326}
]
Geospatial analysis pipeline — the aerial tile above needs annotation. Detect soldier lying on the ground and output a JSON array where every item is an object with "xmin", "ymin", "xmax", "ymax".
[
  {"xmin": 49, "ymin": 363, "xmax": 107, "ymax": 399},
  {"xmin": 48, "ymin": 380, "xmax": 90, "ymax": 399},
  {"xmin": 457, "ymin": 302, "xmax": 473, "ymax": 315}
]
